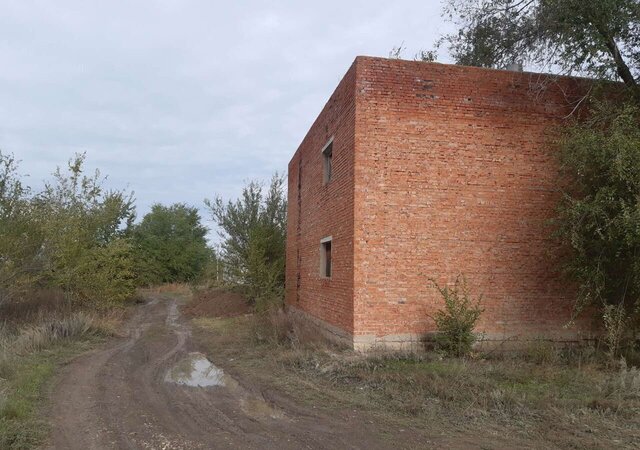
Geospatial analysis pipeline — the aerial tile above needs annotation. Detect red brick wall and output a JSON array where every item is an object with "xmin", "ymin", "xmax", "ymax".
[
  {"xmin": 287, "ymin": 56, "xmax": 596, "ymax": 348},
  {"xmin": 352, "ymin": 57, "xmax": 594, "ymax": 344},
  {"xmin": 285, "ymin": 60, "xmax": 357, "ymax": 335}
]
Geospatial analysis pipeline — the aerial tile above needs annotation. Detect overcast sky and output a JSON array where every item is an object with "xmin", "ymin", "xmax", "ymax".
[{"xmin": 0, "ymin": 1, "xmax": 453, "ymax": 239}]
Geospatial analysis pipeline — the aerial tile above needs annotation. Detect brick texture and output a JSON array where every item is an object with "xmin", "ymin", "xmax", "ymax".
[
  {"xmin": 286, "ymin": 60, "xmax": 357, "ymax": 336},
  {"xmin": 286, "ymin": 56, "xmax": 596, "ymax": 349}
]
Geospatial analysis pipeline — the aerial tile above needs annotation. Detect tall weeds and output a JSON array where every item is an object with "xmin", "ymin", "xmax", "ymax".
[{"xmin": 0, "ymin": 311, "xmax": 108, "ymax": 379}]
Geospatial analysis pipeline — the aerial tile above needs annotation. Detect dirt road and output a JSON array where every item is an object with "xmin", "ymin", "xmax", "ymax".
[{"xmin": 47, "ymin": 294, "xmax": 440, "ymax": 450}]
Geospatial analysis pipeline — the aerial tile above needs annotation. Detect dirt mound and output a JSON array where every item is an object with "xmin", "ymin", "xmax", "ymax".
[{"xmin": 182, "ymin": 289, "xmax": 252, "ymax": 318}]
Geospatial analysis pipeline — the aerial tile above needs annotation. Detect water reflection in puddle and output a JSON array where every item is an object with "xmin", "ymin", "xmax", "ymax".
[
  {"xmin": 164, "ymin": 352, "xmax": 225, "ymax": 387},
  {"xmin": 165, "ymin": 352, "xmax": 286, "ymax": 420}
]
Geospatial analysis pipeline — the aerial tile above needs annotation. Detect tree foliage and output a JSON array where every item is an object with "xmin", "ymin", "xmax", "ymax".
[
  {"xmin": 0, "ymin": 153, "xmax": 41, "ymax": 304},
  {"xmin": 206, "ymin": 174, "xmax": 286, "ymax": 310},
  {"xmin": 442, "ymin": 0, "xmax": 639, "ymax": 92},
  {"xmin": 0, "ymin": 151, "xmax": 137, "ymax": 306},
  {"xmin": 554, "ymin": 102, "xmax": 640, "ymax": 335},
  {"xmin": 35, "ymin": 154, "xmax": 136, "ymax": 301},
  {"xmin": 133, "ymin": 203, "xmax": 211, "ymax": 284}
]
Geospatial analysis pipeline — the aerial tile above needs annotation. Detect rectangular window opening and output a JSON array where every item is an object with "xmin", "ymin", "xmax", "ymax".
[
  {"xmin": 322, "ymin": 139, "xmax": 333, "ymax": 184},
  {"xmin": 320, "ymin": 237, "xmax": 332, "ymax": 278}
]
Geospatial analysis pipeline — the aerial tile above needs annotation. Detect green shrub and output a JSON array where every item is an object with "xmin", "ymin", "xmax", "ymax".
[
  {"xmin": 133, "ymin": 203, "xmax": 211, "ymax": 285},
  {"xmin": 553, "ymin": 102, "xmax": 640, "ymax": 357},
  {"xmin": 0, "ymin": 153, "xmax": 43, "ymax": 308},
  {"xmin": 0, "ymin": 151, "xmax": 137, "ymax": 307},
  {"xmin": 430, "ymin": 276, "xmax": 483, "ymax": 357},
  {"xmin": 206, "ymin": 174, "xmax": 286, "ymax": 309},
  {"xmin": 72, "ymin": 238, "xmax": 137, "ymax": 304}
]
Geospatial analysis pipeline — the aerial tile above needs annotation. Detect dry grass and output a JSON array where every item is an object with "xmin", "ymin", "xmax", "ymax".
[
  {"xmin": 0, "ymin": 289, "xmax": 70, "ymax": 324},
  {"xmin": 0, "ymin": 289, "xmax": 128, "ymax": 449},
  {"xmin": 250, "ymin": 308, "xmax": 342, "ymax": 350},
  {"xmin": 5, "ymin": 312, "xmax": 106, "ymax": 356},
  {"xmin": 191, "ymin": 310, "xmax": 640, "ymax": 449}
]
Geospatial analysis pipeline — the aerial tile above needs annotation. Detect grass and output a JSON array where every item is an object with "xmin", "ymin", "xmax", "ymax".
[
  {"xmin": 190, "ymin": 312, "xmax": 640, "ymax": 449},
  {"xmin": 0, "ymin": 308, "xmax": 123, "ymax": 449},
  {"xmin": 0, "ymin": 339, "xmax": 99, "ymax": 449}
]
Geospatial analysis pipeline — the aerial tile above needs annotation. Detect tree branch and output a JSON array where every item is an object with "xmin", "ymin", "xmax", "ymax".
[
  {"xmin": 603, "ymin": 36, "xmax": 637, "ymax": 88},
  {"xmin": 592, "ymin": 20, "xmax": 637, "ymax": 89}
]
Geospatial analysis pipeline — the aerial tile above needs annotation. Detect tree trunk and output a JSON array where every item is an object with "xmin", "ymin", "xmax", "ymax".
[{"xmin": 603, "ymin": 36, "xmax": 637, "ymax": 89}]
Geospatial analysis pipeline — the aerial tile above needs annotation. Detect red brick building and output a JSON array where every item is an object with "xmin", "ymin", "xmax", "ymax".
[{"xmin": 286, "ymin": 56, "xmax": 595, "ymax": 350}]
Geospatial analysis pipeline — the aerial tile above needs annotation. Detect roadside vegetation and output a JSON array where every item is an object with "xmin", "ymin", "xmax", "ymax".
[
  {"xmin": 205, "ymin": 174, "xmax": 286, "ymax": 312},
  {"xmin": 0, "ymin": 152, "xmax": 213, "ymax": 449},
  {"xmin": 0, "ymin": 307, "xmax": 121, "ymax": 449},
  {"xmin": 188, "ymin": 289, "xmax": 640, "ymax": 448},
  {"xmin": 0, "ymin": 152, "xmax": 132, "ymax": 448}
]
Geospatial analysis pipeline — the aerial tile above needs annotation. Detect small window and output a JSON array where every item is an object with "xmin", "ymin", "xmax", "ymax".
[
  {"xmin": 322, "ymin": 138, "xmax": 333, "ymax": 184},
  {"xmin": 320, "ymin": 237, "xmax": 332, "ymax": 278}
]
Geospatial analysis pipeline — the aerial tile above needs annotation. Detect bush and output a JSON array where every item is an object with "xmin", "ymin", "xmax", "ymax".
[
  {"xmin": 0, "ymin": 151, "xmax": 137, "ymax": 307},
  {"xmin": 430, "ymin": 275, "xmax": 483, "ymax": 357},
  {"xmin": 133, "ymin": 203, "xmax": 211, "ymax": 285},
  {"xmin": 206, "ymin": 174, "xmax": 286, "ymax": 309},
  {"xmin": 251, "ymin": 309, "xmax": 292, "ymax": 346},
  {"xmin": 0, "ymin": 153, "xmax": 42, "ymax": 307},
  {"xmin": 553, "ymin": 102, "xmax": 640, "ymax": 357}
]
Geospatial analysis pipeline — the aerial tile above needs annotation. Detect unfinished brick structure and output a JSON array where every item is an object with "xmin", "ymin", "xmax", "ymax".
[{"xmin": 286, "ymin": 56, "xmax": 595, "ymax": 350}]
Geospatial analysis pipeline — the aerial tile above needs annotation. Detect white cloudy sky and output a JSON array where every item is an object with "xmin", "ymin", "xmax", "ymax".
[{"xmin": 0, "ymin": 1, "xmax": 453, "ymax": 238}]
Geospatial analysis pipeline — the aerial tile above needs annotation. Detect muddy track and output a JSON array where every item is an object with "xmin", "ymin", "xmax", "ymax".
[{"xmin": 47, "ymin": 294, "xmax": 430, "ymax": 450}]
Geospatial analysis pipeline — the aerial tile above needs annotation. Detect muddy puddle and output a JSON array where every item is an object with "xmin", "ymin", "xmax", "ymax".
[
  {"xmin": 165, "ymin": 352, "xmax": 225, "ymax": 387},
  {"xmin": 165, "ymin": 352, "xmax": 285, "ymax": 420}
]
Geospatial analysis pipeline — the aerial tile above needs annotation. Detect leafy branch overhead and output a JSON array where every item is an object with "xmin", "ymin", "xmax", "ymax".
[{"xmin": 442, "ymin": 0, "xmax": 639, "ymax": 92}]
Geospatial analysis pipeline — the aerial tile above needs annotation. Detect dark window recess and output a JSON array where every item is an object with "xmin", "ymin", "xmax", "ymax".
[
  {"xmin": 322, "ymin": 141, "xmax": 333, "ymax": 184},
  {"xmin": 321, "ymin": 240, "xmax": 332, "ymax": 278}
]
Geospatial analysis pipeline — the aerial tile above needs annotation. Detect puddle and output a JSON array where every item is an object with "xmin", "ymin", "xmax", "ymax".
[
  {"xmin": 164, "ymin": 352, "xmax": 225, "ymax": 387},
  {"xmin": 165, "ymin": 352, "xmax": 285, "ymax": 420}
]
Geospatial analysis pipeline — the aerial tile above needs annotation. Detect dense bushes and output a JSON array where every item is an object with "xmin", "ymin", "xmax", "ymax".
[
  {"xmin": 0, "ymin": 153, "xmax": 39, "ymax": 305},
  {"xmin": 0, "ymin": 152, "xmax": 136, "ymax": 306},
  {"xmin": 206, "ymin": 174, "xmax": 286, "ymax": 311},
  {"xmin": 554, "ymin": 102, "xmax": 640, "ymax": 356},
  {"xmin": 133, "ymin": 203, "xmax": 211, "ymax": 285}
]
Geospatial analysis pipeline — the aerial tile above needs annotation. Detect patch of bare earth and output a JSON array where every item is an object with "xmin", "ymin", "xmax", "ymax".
[{"xmin": 189, "ymin": 290, "xmax": 640, "ymax": 450}]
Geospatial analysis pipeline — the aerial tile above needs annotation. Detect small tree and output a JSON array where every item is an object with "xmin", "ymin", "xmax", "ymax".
[
  {"xmin": 0, "ymin": 152, "xmax": 42, "ymax": 305},
  {"xmin": 134, "ymin": 203, "xmax": 211, "ymax": 284},
  {"xmin": 35, "ymin": 153, "xmax": 137, "ymax": 303},
  {"xmin": 1, "ymin": 152, "xmax": 138, "ymax": 305},
  {"xmin": 430, "ymin": 276, "xmax": 484, "ymax": 357},
  {"xmin": 206, "ymin": 174, "xmax": 286, "ymax": 309}
]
